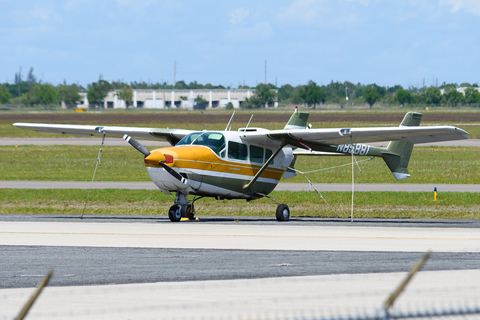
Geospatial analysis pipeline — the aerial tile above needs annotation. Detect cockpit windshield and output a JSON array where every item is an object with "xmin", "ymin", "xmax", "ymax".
[{"xmin": 176, "ymin": 132, "xmax": 226, "ymax": 156}]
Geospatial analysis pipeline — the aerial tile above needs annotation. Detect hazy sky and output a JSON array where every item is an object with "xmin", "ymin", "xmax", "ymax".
[{"xmin": 1, "ymin": 0, "xmax": 479, "ymax": 88}]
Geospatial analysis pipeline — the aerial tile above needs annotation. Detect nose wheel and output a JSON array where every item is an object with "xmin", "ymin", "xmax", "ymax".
[
  {"xmin": 168, "ymin": 204, "xmax": 196, "ymax": 222},
  {"xmin": 168, "ymin": 204, "xmax": 182, "ymax": 222}
]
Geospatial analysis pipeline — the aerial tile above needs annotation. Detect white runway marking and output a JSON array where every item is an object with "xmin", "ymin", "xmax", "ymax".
[{"xmin": 0, "ymin": 221, "xmax": 479, "ymax": 252}]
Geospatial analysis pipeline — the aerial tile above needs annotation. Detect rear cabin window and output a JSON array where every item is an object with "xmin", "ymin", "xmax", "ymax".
[
  {"xmin": 249, "ymin": 145, "xmax": 263, "ymax": 163},
  {"xmin": 265, "ymin": 149, "xmax": 274, "ymax": 165},
  {"xmin": 228, "ymin": 141, "xmax": 248, "ymax": 160}
]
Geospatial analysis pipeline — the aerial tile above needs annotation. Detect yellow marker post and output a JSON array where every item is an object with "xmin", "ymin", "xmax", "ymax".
[{"xmin": 434, "ymin": 187, "xmax": 437, "ymax": 201}]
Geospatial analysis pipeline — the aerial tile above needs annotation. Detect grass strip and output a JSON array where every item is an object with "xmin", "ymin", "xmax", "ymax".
[
  {"xmin": 1, "ymin": 145, "xmax": 479, "ymax": 184},
  {"xmin": 1, "ymin": 189, "xmax": 478, "ymax": 219}
]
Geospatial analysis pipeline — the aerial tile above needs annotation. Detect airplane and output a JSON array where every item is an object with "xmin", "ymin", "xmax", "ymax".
[{"xmin": 13, "ymin": 108, "xmax": 469, "ymax": 222}]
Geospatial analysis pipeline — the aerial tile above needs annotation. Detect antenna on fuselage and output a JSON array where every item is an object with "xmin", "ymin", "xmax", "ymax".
[
  {"xmin": 244, "ymin": 114, "xmax": 254, "ymax": 132},
  {"xmin": 225, "ymin": 111, "xmax": 235, "ymax": 131}
]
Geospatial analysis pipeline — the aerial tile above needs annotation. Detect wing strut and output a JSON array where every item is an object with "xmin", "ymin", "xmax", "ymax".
[{"xmin": 243, "ymin": 139, "xmax": 287, "ymax": 191}]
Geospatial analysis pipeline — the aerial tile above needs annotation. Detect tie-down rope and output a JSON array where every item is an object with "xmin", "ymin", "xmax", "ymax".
[
  {"xmin": 81, "ymin": 133, "xmax": 106, "ymax": 219},
  {"xmin": 288, "ymin": 156, "xmax": 375, "ymax": 218}
]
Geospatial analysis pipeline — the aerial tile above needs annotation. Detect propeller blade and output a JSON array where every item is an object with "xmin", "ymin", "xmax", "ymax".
[
  {"xmin": 123, "ymin": 134, "xmax": 151, "ymax": 157},
  {"xmin": 158, "ymin": 162, "xmax": 188, "ymax": 185},
  {"xmin": 124, "ymin": 134, "xmax": 187, "ymax": 185}
]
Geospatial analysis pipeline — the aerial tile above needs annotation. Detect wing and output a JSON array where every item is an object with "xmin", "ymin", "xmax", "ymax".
[
  {"xmin": 13, "ymin": 123, "xmax": 195, "ymax": 145},
  {"xmin": 241, "ymin": 125, "xmax": 470, "ymax": 148}
]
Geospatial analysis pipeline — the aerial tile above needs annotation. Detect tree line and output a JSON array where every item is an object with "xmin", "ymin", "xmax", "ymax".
[
  {"xmin": 0, "ymin": 68, "xmax": 82, "ymax": 108},
  {"xmin": 1, "ymin": 68, "xmax": 479, "ymax": 108}
]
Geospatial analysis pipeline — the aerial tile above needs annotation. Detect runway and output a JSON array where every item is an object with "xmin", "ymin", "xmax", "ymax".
[
  {"xmin": 0, "ymin": 214, "xmax": 479, "ymax": 319},
  {"xmin": 2, "ymin": 180, "xmax": 480, "ymax": 192}
]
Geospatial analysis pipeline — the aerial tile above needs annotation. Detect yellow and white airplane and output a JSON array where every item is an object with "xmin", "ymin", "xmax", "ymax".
[{"xmin": 14, "ymin": 108, "xmax": 469, "ymax": 222}]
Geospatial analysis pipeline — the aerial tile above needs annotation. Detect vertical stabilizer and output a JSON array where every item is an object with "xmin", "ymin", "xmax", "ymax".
[
  {"xmin": 284, "ymin": 107, "xmax": 309, "ymax": 130},
  {"xmin": 382, "ymin": 112, "xmax": 422, "ymax": 180}
]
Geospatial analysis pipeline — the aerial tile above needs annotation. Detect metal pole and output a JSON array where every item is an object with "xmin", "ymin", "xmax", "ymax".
[{"xmin": 350, "ymin": 134, "xmax": 354, "ymax": 223}]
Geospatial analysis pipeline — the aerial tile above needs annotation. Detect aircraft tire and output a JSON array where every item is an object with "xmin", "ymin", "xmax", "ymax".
[
  {"xmin": 276, "ymin": 204, "xmax": 290, "ymax": 221},
  {"xmin": 182, "ymin": 204, "xmax": 195, "ymax": 220},
  {"xmin": 168, "ymin": 205, "xmax": 182, "ymax": 222}
]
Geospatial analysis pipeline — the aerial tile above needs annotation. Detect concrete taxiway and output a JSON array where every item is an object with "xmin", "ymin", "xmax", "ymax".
[
  {"xmin": 1, "ymin": 219, "xmax": 479, "ymax": 252},
  {"xmin": 0, "ymin": 215, "xmax": 479, "ymax": 320},
  {"xmin": 1, "ymin": 270, "xmax": 479, "ymax": 320},
  {"xmin": 0, "ymin": 214, "xmax": 479, "ymax": 320}
]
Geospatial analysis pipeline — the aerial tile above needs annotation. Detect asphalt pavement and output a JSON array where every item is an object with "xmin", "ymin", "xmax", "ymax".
[
  {"xmin": 0, "ymin": 214, "xmax": 479, "ymax": 289},
  {"xmin": 1, "ymin": 245, "xmax": 478, "ymax": 288},
  {"xmin": 1, "ymin": 214, "xmax": 479, "ymax": 320}
]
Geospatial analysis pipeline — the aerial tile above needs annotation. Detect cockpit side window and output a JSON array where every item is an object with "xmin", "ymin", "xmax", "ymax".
[
  {"xmin": 176, "ymin": 132, "xmax": 202, "ymax": 145},
  {"xmin": 176, "ymin": 132, "xmax": 226, "ymax": 156}
]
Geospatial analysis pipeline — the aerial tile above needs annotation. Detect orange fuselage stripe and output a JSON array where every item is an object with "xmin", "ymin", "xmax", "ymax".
[{"xmin": 145, "ymin": 146, "xmax": 285, "ymax": 180}]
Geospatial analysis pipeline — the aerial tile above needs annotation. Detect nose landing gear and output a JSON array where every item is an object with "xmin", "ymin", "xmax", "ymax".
[
  {"xmin": 168, "ymin": 204, "xmax": 182, "ymax": 222},
  {"xmin": 168, "ymin": 193, "xmax": 200, "ymax": 222}
]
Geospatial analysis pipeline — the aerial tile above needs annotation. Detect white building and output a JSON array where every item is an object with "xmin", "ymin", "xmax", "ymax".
[
  {"xmin": 78, "ymin": 89, "xmax": 278, "ymax": 109},
  {"xmin": 439, "ymin": 87, "xmax": 480, "ymax": 95}
]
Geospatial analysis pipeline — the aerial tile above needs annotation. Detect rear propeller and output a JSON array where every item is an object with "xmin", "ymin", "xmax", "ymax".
[{"xmin": 123, "ymin": 134, "xmax": 188, "ymax": 185}]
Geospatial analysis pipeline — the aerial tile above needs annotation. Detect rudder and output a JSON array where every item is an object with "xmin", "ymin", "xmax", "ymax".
[{"xmin": 382, "ymin": 112, "xmax": 422, "ymax": 180}]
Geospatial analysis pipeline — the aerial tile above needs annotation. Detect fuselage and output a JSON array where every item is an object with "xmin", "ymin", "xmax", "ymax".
[{"xmin": 145, "ymin": 130, "xmax": 294, "ymax": 200}]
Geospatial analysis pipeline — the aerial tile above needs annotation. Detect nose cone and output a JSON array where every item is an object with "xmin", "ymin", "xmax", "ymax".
[{"xmin": 144, "ymin": 151, "xmax": 165, "ymax": 166}]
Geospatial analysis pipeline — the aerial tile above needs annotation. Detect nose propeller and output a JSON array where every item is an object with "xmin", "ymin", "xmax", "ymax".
[
  {"xmin": 123, "ymin": 134, "xmax": 151, "ymax": 157},
  {"xmin": 123, "ymin": 134, "xmax": 188, "ymax": 185}
]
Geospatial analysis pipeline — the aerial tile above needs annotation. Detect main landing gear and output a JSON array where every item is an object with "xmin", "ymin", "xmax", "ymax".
[
  {"xmin": 168, "ymin": 193, "xmax": 199, "ymax": 222},
  {"xmin": 257, "ymin": 193, "xmax": 291, "ymax": 222},
  {"xmin": 275, "ymin": 203, "xmax": 290, "ymax": 221},
  {"xmin": 168, "ymin": 192, "xmax": 290, "ymax": 222}
]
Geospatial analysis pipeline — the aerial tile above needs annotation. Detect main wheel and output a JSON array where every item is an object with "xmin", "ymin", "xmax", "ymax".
[
  {"xmin": 168, "ymin": 204, "xmax": 182, "ymax": 222},
  {"xmin": 182, "ymin": 203, "xmax": 195, "ymax": 220},
  {"xmin": 276, "ymin": 204, "xmax": 290, "ymax": 222}
]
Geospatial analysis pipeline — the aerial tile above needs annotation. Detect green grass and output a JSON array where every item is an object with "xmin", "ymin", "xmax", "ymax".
[
  {"xmin": 0, "ymin": 145, "xmax": 150, "ymax": 181},
  {"xmin": 1, "ymin": 145, "xmax": 479, "ymax": 184},
  {"xmin": 1, "ymin": 189, "xmax": 478, "ymax": 219},
  {"xmin": 289, "ymin": 146, "xmax": 480, "ymax": 184}
]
